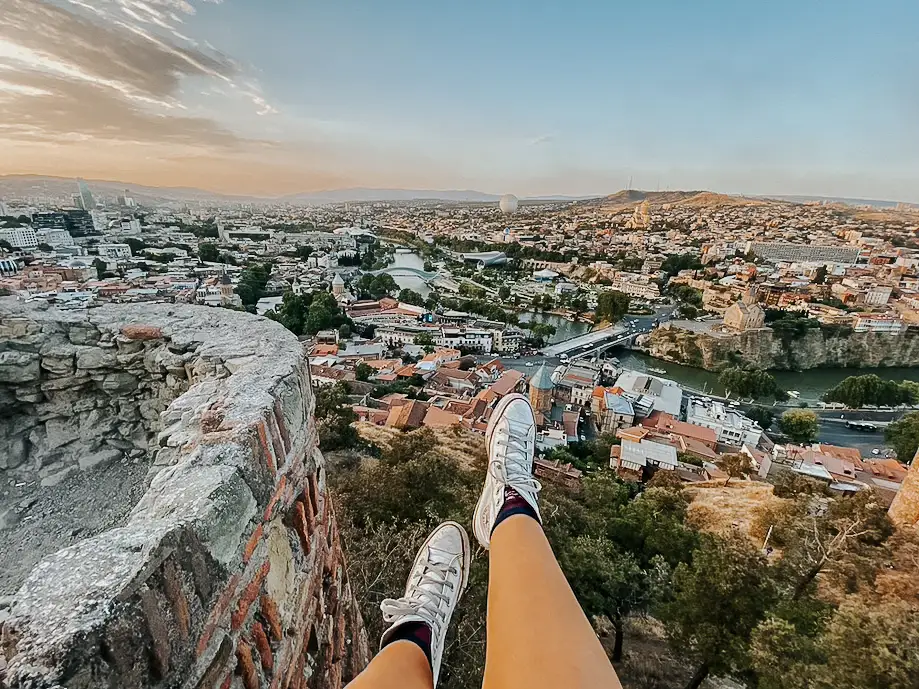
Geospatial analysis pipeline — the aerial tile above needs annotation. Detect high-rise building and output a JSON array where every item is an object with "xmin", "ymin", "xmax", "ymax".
[
  {"xmin": 72, "ymin": 193, "xmax": 85, "ymax": 210},
  {"xmin": 0, "ymin": 200, "xmax": 10, "ymax": 217},
  {"xmin": 77, "ymin": 179, "xmax": 96, "ymax": 211}
]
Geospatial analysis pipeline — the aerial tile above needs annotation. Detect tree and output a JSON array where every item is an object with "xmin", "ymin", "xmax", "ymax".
[
  {"xmin": 661, "ymin": 253, "xmax": 703, "ymax": 277},
  {"xmin": 680, "ymin": 304, "xmax": 699, "ymax": 319},
  {"xmin": 37, "ymin": 242, "xmax": 53, "ymax": 252},
  {"xmin": 560, "ymin": 536, "xmax": 650, "ymax": 661},
  {"xmin": 397, "ymin": 288, "xmax": 426, "ymax": 306},
  {"xmin": 779, "ymin": 409, "xmax": 819, "ymax": 444},
  {"xmin": 758, "ymin": 489, "xmax": 892, "ymax": 600},
  {"xmin": 356, "ymin": 273, "xmax": 399, "ymax": 299},
  {"xmin": 265, "ymin": 291, "xmax": 309, "ymax": 335},
  {"xmin": 314, "ymin": 382, "xmax": 359, "ymax": 451},
  {"xmin": 745, "ymin": 406, "xmax": 774, "ymax": 430},
  {"xmin": 414, "ymin": 332, "xmax": 435, "ymax": 347},
  {"xmin": 305, "ymin": 292, "xmax": 345, "ymax": 335},
  {"xmin": 657, "ymin": 533, "xmax": 776, "ymax": 689},
  {"xmin": 716, "ymin": 453, "xmax": 753, "ymax": 486},
  {"xmin": 355, "ymin": 362, "xmax": 374, "ymax": 382},
  {"xmin": 236, "ymin": 263, "xmax": 272, "ymax": 307},
  {"xmin": 595, "ymin": 291, "xmax": 630, "ymax": 323},
  {"xmin": 812, "ymin": 265, "xmax": 828, "ymax": 285},
  {"xmin": 527, "ymin": 323, "xmax": 556, "ymax": 346},
  {"xmin": 497, "ymin": 285, "xmax": 511, "ymax": 301},
  {"xmin": 92, "ymin": 257, "xmax": 107, "ymax": 280},
  {"xmin": 0, "ymin": 239, "xmax": 13, "ymax": 252},
  {"xmin": 198, "ymin": 243, "xmax": 220, "ymax": 263},
  {"xmin": 295, "ymin": 245, "xmax": 313, "ymax": 259},
  {"xmin": 338, "ymin": 323, "xmax": 352, "ymax": 340},
  {"xmin": 718, "ymin": 366, "xmax": 781, "ymax": 399},
  {"xmin": 885, "ymin": 411, "xmax": 919, "ymax": 462},
  {"xmin": 823, "ymin": 374, "xmax": 917, "ymax": 408}
]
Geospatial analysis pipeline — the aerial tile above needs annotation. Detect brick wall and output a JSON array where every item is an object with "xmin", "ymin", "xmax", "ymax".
[{"xmin": 0, "ymin": 301, "xmax": 370, "ymax": 688}]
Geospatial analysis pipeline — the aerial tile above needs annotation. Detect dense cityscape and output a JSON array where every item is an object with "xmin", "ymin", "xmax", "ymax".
[{"xmin": 4, "ymin": 175, "xmax": 919, "ymax": 689}]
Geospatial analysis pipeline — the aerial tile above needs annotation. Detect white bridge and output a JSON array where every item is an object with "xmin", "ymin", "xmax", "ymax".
[{"xmin": 542, "ymin": 325, "xmax": 646, "ymax": 358}]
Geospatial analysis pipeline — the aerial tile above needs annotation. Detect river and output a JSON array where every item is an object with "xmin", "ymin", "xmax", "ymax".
[
  {"xmin": 390, "ymin": 251, "xmax": 919, "ymax": 402},
  {"xmin": 387, "ymin": 249, "xmax": 432, "ymax": 297}
]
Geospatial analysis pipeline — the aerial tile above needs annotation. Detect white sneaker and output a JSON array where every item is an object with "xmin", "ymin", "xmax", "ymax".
[
  {"xmin": 474, "ymin": 393, "xmax": 541, "ymax": 549},
  {"xmin": 379, "ymin": 521, "xmax": 471, "ymax": 687}
]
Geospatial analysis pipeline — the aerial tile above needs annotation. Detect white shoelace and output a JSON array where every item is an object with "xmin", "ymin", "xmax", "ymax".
[
  {"xmin": 380, "ymin": 551, "xmax": 458, "ymax": 633},
  {"xmin": 491, "ymin": 420, "xmax": 542, "ymax": 499}
]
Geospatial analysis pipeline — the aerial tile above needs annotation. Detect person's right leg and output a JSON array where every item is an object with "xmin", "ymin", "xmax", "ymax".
[{"xmin": 475, "ymin": 394, "xmax": 623, "ymax": 689}]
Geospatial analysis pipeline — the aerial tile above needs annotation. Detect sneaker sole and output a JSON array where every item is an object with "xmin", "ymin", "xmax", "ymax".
[{"xmin": 476, "ymin": 393, "xmax": 530, "ymax": 549}]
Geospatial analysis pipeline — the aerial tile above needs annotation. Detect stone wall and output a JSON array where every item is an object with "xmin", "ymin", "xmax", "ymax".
[
  {"xmin": 889, "ymin": 449, "xmax": 919, "ymax": 528},
  {"xmin": 0, "ymin": 300, "xmax": 369, "ymax": 688}
]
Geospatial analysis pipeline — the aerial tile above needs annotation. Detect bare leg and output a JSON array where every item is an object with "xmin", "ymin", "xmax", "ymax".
[
  {"xmin": 347, "ymin": 641, "xmax": 433, "ymax": 689},
  {"xmin": 483, "ymin": 515, "xmax": 623, "ymax": 689}
]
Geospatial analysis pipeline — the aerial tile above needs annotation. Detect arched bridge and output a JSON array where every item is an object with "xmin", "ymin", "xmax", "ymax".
[{"xmin": 368, "ymin": 266, "xmax": 439, "ymax": 281}]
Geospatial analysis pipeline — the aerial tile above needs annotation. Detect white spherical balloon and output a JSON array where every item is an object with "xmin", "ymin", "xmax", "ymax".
[{"xmin": 499, "ymin": 193, "xmax": 519, "ymax": 214}]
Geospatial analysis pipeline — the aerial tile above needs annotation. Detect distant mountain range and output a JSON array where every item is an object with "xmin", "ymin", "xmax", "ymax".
[
  {"xmin": 0, "ymin": 175, "xmax": 595, "ymax": 206},
  {"xmin": 0, "ymin": 175, "xmax": 913, "ymax": 209}
]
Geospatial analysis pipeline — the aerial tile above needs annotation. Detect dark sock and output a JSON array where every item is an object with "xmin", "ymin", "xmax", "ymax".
[
  {"xmin": 491, "ymin": 487, "xmax": 539, "ymax": 535},
  {"xmin": 382, "ymin": 621, "xmax": 433, "ymax": 666}
]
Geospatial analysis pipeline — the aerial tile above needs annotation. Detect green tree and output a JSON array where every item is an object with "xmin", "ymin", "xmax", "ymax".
[
  {"xmin": 295, "ymin": 245, "xmax": 313, "ymax": 259},
  {"xmin": 657, "ymin": 533, "xmax": 777, "ymax": 689},
  {"xmin": 560, "ymin": 536, "xmax": 650, "ymax": 661},
  {"xmin": 823, "ymin": 374, "xmax": 917, "ymax": 408},
  {"xmin": 595, "ymin": 290, "xmax": 630, "ymax": 323},
  {"xmin": 718, "ymin": 366, "xmax": 780, "ymax": 399},
  {"xmin": 885, "ymin": 411, "xmax": 919, "ymax": 462},
  {"xmin": 236, "ymin": 263, "xmax": 272, "ymax": 307},
  {"xmin": 812, "ymin": 265, "xmax": 828, "ymax": 284},
  {"xmin": 680, "ymin": 304, "xmax": 699, "ymax": 319},
  {"xmin": 414, "ymin": 332, "xmax": 435, "ymax": 348},
  {"xmin": 305, "ymin": 292, "xmax": 345, "ymax": 335},
  {"xmin": 339, "ymin": 323, "xmax": 352, "ymax": 340},
  {"xmin": 497, "ymin": 285, "xmax": 511, "ymax": 301},
  {"xmin": 355, "ymin": 362, "xmax": 374, "ymax": 382},
  {"xmin": 314, "ymin": 382, "xmax": 359, "ymax": 451},
  {"xmin": 198, "ymin": 243, "xmax": 220, "ymax": 263},
  {"xmin": 779, "ymin": 409, "xmax": 819, "ymax": 444},
  {"xmin": 265, "ymin": 291, "xmax": 310, "ymax": 335},
  {"xmin": 397, "ymin": 288, "xmax": 426, "ymax": 306},
  {"xmin": 356, "ymin": 273, "xmax": 399, "ymax": 299},
  {"xmin": 661, "ymin": 253, "xmax": 703, "ymax": 277},
  {"xmin": 745, "ymin": 406, "xmax": 775, "ymax": 430},
  {"xmin": 37, "ymin": 242, "xmax": 53, "ymax": 252}
]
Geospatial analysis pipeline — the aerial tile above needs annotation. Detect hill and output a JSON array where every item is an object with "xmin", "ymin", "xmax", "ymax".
[{"xmin": 587, "ymin": 189, "xmax": 778, "ymax": 211}]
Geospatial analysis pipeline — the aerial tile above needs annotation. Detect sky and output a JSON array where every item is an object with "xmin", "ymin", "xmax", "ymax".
[{"xmin": 0, "ymin": 0, "xmax": 917, "ymax": 200}]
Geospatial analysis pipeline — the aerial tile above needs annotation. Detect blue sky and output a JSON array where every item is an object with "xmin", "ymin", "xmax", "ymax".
[{"xmin": 1, "ymin": 0, "xmax": 917, "ymax": 199}]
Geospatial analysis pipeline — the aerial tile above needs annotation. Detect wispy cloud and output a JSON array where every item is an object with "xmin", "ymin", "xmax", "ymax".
[
  {"xmin": 0, "ymin": 0, "xmax": 274, "ymax": 148},
  {"xmin": 528, "ymin": 134, "xmax": 554, "ymax": 146}
]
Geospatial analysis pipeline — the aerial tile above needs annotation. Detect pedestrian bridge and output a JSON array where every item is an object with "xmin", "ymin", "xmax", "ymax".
[
  {"xmin": 542, "ymin": 325, "xmax": 635, "ymax": 357},
  {"xmin": 369, "ymin": 266, "xmax": 439, "ymax": 281}
]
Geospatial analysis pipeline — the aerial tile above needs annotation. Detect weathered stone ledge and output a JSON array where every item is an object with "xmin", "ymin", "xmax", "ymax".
[{"xmin": 0, "ymin": 300, "xmax": 369, "ymax": 689}]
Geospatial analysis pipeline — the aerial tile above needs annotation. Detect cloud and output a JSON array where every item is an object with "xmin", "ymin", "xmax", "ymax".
[
  {"xmin": 528, "ymin": 134, "xmax": 554, "ymax": 146},
  {"xmin": 0, "ymin": 0, "xmax": 273, "ymax": 149}
]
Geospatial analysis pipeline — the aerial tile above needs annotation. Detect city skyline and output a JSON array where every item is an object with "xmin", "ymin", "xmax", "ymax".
[{"xmin": 1, "ymin": 0, "xmax": 918, "ymax": 200}]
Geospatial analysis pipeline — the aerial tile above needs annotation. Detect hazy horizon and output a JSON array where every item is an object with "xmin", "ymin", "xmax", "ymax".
[{"xmin": 1, "ymin": 1, "xmax": 917, "ymax": 200}]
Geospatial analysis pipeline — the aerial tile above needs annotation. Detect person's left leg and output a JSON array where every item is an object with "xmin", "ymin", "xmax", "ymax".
[
  {"xmin": 347, "ymin": 521, "xmax": 471, "ymax": 689},
  {"xmin": 347, "ymin": 641, "xmax": 433, "ymax": 689}
]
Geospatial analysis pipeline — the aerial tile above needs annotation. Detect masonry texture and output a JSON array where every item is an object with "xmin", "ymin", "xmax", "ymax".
[
  {"xmin": 0, "ymin": 300, "xmax": 370, "ymax": 689},
  {"xmin": 888, "ymin": 448, "xmax": 919, "ymax": 528}
]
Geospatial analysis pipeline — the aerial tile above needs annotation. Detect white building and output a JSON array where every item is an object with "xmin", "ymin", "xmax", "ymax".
[
  {"xmin": 853, "ymin": 314, "xmax": 905, "ymax": 334},
  {"xmin": 0, "ymin": 227, "xmax": 38, "ymax": 250},
  {"xmin": 863, "ymin": 286, "xmax": 892, "ymax": 306},
  {"xmin": 436, "ymin": 327, "xmax": 493, "ymax": 353},
  {"xmin": 37, "ymin": 228, "xmax": 75, "ymax": 248},
  {"xmin": 686, "ymin": 398, "xmax": 764, "ymax": 447},
  {"xmin": 97, "ymin": 244, "xmax": 132, "ymax": 259}
]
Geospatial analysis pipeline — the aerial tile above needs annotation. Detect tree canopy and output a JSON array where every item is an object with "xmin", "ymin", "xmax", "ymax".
[
  {"xmin": 823, "ymin": 374, "xmax": 919, "ymax": 408},
  {"xmin": 885, "ymin": 410, "xmax": 919, "ymax": 462},
  {"xmin": 595, "ymin": 291, "xmax": 630, "ymax": 323},
  {"xmin": 718, "ymin": 366, "xmax": 782, "ymax": 400},
  {"xmin": 779, "ymin": 409, "xmax": 819, "ymax": 444}
]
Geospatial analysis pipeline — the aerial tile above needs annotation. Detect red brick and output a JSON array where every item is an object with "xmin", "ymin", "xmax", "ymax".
[
  {"xmin": 243, "ymin": 524, "xmax": 264, "ymax": 564},
  {"xmin": 263, "ymin": 475, "xmax": 288, "ymax": 521},
  {"xmin": 257, "ymin": 422, "xmax": 277, "ymax": 474},
  {"xmin": 291, "ymin": 499, "xmax": 310, "ymax": 556},
  {"xmin": 232, "ymin": 561, "xmax": 271, "ymax": 631},
  {"xmin": 260, "ymin": 594, "xmax": 283, "ymax": 642},
  {"xmin": 197, "ymin": 574, "xmax": 241, "ymax": 656},
  {"xmin": 218, "ymin": 675, "xmax": 233, "ymax": 689},
  {"xmin": 121, "ymin": 324, "xmax": 162, "ymax": 340},
  {"xmin": 236, "ymin": 640, "xmax": 260, "ymax": 689},
  {"xmin": 251, "ymin": 621, "xmax": 274, "ymax": 673}
]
